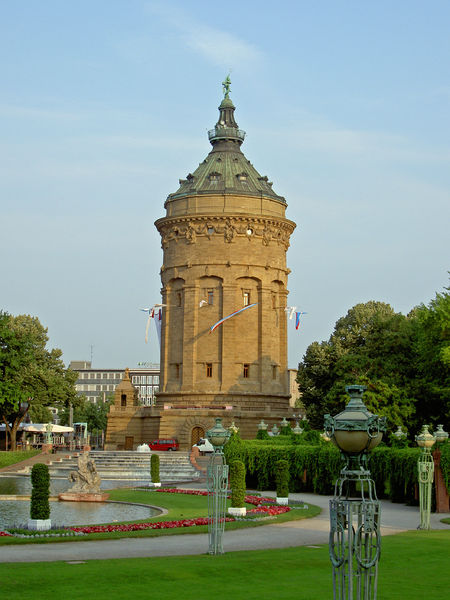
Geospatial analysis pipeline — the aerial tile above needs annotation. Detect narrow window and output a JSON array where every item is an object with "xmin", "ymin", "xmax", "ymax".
[
  {"xmin": 175, "ymin": 364, "xmax": 180, "ymax": 378},
  {"xmin": 208, "ymin": 290, "xmax": 214, "ymax": 305},
  {"xmin": 272, "ymin": 294, "xmax": 276, "ymax": 309},
  {"xmin": 272, "ymin": 365, "xmax": 277, "ymax": 380},
  {"xmin": 177, "ymin": 291, "xmax": 182, "ymax": 306},
  {"xmin": 206, "ymin": 363, "xmax": 213, "ymax": 377},
  {"xmin": 121, "ymin": 394, "xmax": 127, "ymax": 407},
  {"xmin": 243, "ymin": 364, "xmax": 249, "ymax": 378},
  {"xmin": 243, "ymin": 291, "xmax": 250, "ymax": 306}
]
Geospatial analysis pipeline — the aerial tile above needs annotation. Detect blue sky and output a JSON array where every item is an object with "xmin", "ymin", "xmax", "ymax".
[{"xmin": 1, "ymin": 1, "xmax": 449, "ymax": 369}]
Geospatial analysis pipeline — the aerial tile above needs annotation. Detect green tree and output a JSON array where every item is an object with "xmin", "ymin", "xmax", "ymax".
[
  {"xmin": 59, "ymin": 395, "xmax": 113, "ymax": 433},
  {"xmin": 410, "ymin": 287, "xmax": 450, "ymax": 429},
  {"xmin": 0, "ymin": 312, "xmax": 77, "ymax": 450},
  {"xmin": 297, "ymin": 302, "xmax": 416, "ymax": 430}
]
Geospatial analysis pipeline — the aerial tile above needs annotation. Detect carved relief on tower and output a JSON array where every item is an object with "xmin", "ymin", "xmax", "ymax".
[
  {"xmin": 224, "ymin": 218, "xmax": 236, "ymax": 243},
  {"xmin": 185, "ymin": 222, "xmax": 196, "ymax": 244},
  {"xmin": 156, "ymin": 216, "xmax": 294, "ymax": 250}
]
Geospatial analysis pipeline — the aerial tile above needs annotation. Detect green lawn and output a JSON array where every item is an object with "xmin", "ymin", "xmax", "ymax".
[
  {"xmin": 0, "ymin": 450, "xmax": 40, "ymax": 468},
  {"xmin": 1, "ymin": 530, "xmax": 449, "ymax": 599},
  {"xmin": 0, "ymin": 489, "xmax": 321, "ymax": 544}
]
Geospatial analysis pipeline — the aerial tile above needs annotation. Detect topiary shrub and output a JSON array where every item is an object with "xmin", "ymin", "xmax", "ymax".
[
  {"xmin": 440, "ymin": 441, "xmax": 450, "ymax": 494},
  {"xmin": 229, "ymin": 460, "xmax": 246, "ymax": 508},
  {"xmin": 256, "ymin": 429, "xmax": 270, "ymax": 440},
  {"xmin": 30, "ymin": 463, "xmax": 50, "ymax": 520},
  {"xmin": 275, "ymin": 459, "xmax": 290, "ymax": 497},
  {"xmin": 151, "ymin": 453, "xmax": 160, "ymax": 484}
]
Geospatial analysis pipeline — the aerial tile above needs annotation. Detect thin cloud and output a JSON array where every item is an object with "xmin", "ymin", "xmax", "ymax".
[{"xmin": 146, "ymin": 1, "xmax": 262, "ymax": 68}]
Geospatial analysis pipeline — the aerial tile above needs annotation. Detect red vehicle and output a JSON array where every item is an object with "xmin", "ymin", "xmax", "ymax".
[{"xmin": 148, "ymin": 439, "xmax": 179, "ymax": 451}]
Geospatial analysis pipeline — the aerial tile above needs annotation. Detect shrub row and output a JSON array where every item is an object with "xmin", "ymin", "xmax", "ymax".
[{"xmin": 225, "ymin": 437, "xmax": 433, "ymax": 504}]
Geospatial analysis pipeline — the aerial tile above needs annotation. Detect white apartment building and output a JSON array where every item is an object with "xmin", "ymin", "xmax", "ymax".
[{"xmin": 69, "ymin": 361, "xmax": 160, "ymax": 406}]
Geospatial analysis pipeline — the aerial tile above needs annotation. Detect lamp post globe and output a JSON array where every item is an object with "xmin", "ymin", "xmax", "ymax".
[
  {"xmin": 434, "ymin": 424, "xmax": 448, "ymax": 444},
  {"xmin": 393, "ymin": 425, "xmax": 407, "ymax": 439},
  {"xmin": 324, "ymin": 384, "xmax": 385, "ymax": 472},
  {"xmin": 206, "ymin": 417, "xmax": 231, "ymax": 451}
]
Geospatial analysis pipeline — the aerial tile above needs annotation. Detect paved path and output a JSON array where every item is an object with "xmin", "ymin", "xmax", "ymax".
[{"xmin": 1, "ymin": 491, "xmax": 448, "ymax": 563}]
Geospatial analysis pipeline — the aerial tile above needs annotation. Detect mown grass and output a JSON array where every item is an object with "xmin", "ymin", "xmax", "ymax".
[
  {"xmin": 1, "ymin": 530, "xmax": 449, "ymax": 600},
  {"xmin": 0, "ymin": 489, "xmax": 321, "ymax": 544},
  {"xmin": 0, "ymin": 450, "xmax": 40, "ymax": 468}
]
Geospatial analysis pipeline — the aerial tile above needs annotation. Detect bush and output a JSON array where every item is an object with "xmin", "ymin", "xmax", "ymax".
[
  {"xmin": 30, "ymin": 463, "xmax": 50, "ymax": 520},
  {"xmin": 256, "ymin": 429, "xmax": 270, "ymax": 440},
  {"xmin": 275, "ymin": 459, "xmax": 290, "ymax": 497},
  {"xmin": 229, "ymin": 460, "xmax": 246, "ymax": 508},
  {"xmin": 151, "ymin": 454, "xmax": 160, "ymax": 484},
  {"xmin": 224, "ymin": 437, "xmax": 423, "ymax": 503},
  {"xmin": 438, "ymin": 441, "xmax": 450, "ymax": 494}
]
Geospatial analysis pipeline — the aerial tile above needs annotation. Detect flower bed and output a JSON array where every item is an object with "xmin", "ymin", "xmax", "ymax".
[
  {"xmin": 156, "ymin": 488, "xmax": 279, "ymax": 507},
  {"xmin": 70, "ymin": 517, "xmax": 234, "ymax": 534},
  {"xmin": 0, "ymin": 531, "xmax": 12, "ymax": 537},
  {"xmin": 248, "ymin": 506, "xmax": 291, "ymax": 516}
]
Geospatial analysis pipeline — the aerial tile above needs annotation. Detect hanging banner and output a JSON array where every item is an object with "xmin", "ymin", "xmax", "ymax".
[
  {"xmin": 140, "ymin": 305, "xmax": 165, "ymax": 344},
  {"xmin": 210, "ymin": 303, "xmax": 258, "ymax": 333},
  {"xmin": 295, "ymin": 311, "xmax": 307, "ymax": 330}
]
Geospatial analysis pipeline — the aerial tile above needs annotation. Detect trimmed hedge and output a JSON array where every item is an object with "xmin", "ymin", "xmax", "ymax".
[
  {"xmin": 229, "ymin": 460, "xmax": 246, "ymax": 508},
  {"xmin": 225, "ymin": 439, "xmax": 341, "ymax": 494},
  {"xmin": 151, "ymin": 454, "xmax": 160, "ymax": 484},
  {"xmin": 30, "ymin": 463, "xmax": 50, "ymax": 520},
  {"xmin": 438, "ymin": 441, "xmax": 450, "ymax": 493},
  {"xmin": 275, "ymin": 459, "xmax": 290, "ymax": 497},
  {"xmin": 224, "ymin": 438, "xmax": 429, "ymax": 504}
]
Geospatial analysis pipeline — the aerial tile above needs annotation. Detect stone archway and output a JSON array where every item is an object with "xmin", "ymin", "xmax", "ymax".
[{"xmin": 191, "ymin": 426, "xmax": 205, "ymax": 446}]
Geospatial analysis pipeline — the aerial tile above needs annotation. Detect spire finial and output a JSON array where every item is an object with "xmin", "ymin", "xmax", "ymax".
[{"xmin": 222, "ymin": 75, "xmax": 231, "ymax": 99}]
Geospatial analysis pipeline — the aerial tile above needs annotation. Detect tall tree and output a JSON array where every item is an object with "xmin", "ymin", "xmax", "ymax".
[
  {"xmin": 411, "ymin": 288, "xmax": 450, "ymax": 428},
  {"xmin": 0, "ymin": 312, "xmax": 77, "ymax": 449},
  {"xmin": 297, "ymin": 302, "xmax": 416, "ymax": 431}
]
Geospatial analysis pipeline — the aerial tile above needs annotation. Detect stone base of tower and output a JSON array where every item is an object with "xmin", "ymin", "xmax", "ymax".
[{"xmin": 105, "ymin": 401, "xmax": 296, "ymax": 451}]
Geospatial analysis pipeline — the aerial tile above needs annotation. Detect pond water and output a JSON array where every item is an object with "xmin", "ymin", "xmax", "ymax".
[
  {"xmin": 0, "ymin": 476, "xmax": 143, "ymax": 496},
  {"xmin": 0, "ymin": 499, "xmax": 161, "ymax": 529}
]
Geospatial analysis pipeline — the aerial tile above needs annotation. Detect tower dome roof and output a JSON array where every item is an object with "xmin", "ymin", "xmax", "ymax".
[{"xmin": 168, "ymin": 80, "xmax": 285, "ymax": 204}]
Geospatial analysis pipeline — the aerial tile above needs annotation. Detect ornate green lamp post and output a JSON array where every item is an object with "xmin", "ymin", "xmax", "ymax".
[
  {"xmin": 415, "ymin": 425, "xmax": 436, "ymax": 530},
  {"xmin": 206, "ymin": 417, "xmax": 231, "ymax": 555},
  {"xmin": 324, "ymin": 385, "xmax": 386, "ymax": 600}
]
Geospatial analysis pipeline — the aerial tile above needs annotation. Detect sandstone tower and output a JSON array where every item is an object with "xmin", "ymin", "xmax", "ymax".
[{"xmin": 153, "ymin": 80, "xmax": 296, "ymax": 444}]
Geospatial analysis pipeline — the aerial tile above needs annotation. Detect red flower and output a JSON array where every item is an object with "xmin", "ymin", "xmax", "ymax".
[
  {"xmin": 0, "ymin": 531, "xmax": 12, "ymax": 537},
  {"xmin": 70, "ymin": 516, "xmax": 234, "ymax": 534}
]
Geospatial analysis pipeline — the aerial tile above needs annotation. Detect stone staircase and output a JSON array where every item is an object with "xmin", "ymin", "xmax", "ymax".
[{"xmin": 13, "ymin": 451, "xmax": 201, "ymax": 484}]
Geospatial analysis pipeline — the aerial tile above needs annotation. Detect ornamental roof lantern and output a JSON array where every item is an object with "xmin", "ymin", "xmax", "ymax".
[
  {"xmin": 166, "ymin": 78, "xmax": 285, "ymax": 203},
  {"xmin": 207, "ymin": 74, "xmax": 245, "ymax": 147}
]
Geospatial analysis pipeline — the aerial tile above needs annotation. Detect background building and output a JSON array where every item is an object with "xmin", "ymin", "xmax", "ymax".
[{"xmin": 70, "ymin": 361, "xmax": 159, "ymax": 406}]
